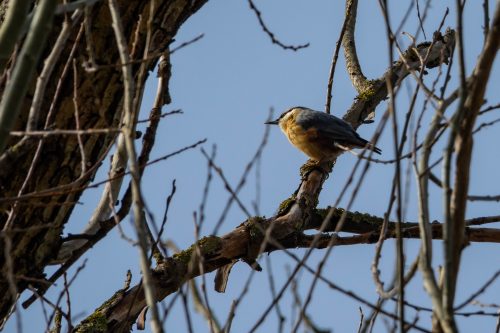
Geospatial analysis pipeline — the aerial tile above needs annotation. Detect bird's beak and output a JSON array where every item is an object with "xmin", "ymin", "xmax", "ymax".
[{"xmin": 265, "ymin": 119, "xmax": 279, "ymax": 125}]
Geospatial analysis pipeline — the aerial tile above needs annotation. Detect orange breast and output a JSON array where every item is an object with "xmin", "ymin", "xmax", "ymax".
[{"xmin": 285, "ymin": 124, "xmax": 336, "ymax": 161}]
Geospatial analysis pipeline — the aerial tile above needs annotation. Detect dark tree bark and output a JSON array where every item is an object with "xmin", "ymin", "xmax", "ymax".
[{"xmin": 0, "ymin": 0, "xmax": 207, "ymax": 321}]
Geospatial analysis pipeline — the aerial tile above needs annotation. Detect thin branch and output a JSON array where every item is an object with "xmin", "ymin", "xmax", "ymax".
[
  {"xmin": 1, "ymin": 139, "xmax": 206, "ymax": 206},
  {"xmin": 107, "ymin": 1, "xmax": 162, "ymax": 333},
  {"xmin": 455, "ymin": 270, "xmax": 500, "ymax": 310},
  {"xmin": 473, "ymin": 116, "xmax": 500, "ymax": 133},
  {"xmin": 416, "ymin": 0, "xmax": 428, "ymax": 39},
  {"xmin": 247, "ymin": 0, "xmax": 309, "ymax": 51},
  {"xmin": 26, "ymin": 10, "xmax": 83, "ymax": 132},
  {"xmin": 479, "ymin": 102, "xmax": 500, "ymax": 115},
  {"xmin": 325, "ymin": 0, "xmax": 354, "ymax": 114},
  {"xmin": 171, "ymin": 34, "xmax": 205, "ymax": 54},
  {"xmin": 9, "ymin": 128, "xmax": 121, "ymax": 137},
  {"xmin": 467, "ymin": 194, "xmax": 500, "ymax": 202}
]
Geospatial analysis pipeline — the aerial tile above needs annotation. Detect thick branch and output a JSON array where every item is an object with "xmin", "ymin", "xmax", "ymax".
[
  {"xmin": 75, "ymin": 209, "xmax": 500, "ymax": 332},
  {"xmin": 342, "ymin": 0, "xmax": 371, "ymax": 93},
  {"xmin": 343, "ymin": 29, "xmax": 455, "ymax": 128}
]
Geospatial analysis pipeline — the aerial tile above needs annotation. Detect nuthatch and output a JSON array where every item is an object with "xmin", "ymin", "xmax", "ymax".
[{"xmin": 265, "ymin": 106, "xmax": 381, "ymax": 162}]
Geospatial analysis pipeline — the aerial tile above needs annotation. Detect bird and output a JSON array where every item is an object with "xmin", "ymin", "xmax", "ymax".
[{"xmin": 265, "ymin": 106, "xmax": 381, "ymax": 162}]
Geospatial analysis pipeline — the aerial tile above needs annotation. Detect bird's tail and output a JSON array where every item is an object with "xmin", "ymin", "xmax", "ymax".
[{"xmin": 366, "ymin": 143, "xmax": 382, "ymax": 155}]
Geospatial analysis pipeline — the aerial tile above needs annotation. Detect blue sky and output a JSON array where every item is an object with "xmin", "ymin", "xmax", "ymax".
[{"xmin": 7, "ymin": 0, "xmax": 500, "ymax": 332}]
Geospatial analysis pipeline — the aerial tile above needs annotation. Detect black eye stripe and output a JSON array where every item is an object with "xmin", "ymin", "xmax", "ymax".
[
  {"xmin": 279, "ymin": 110, "xmax": 292, "ymax": 119},
  {"xmin": 279, "ymin": 107, "xmax": 301, "ymax": 120}
]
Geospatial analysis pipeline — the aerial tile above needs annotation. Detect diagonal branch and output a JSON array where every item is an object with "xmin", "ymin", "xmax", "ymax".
[{"xmin": 74, "ymin": 207, "xmax": 500, "ymax": 332}]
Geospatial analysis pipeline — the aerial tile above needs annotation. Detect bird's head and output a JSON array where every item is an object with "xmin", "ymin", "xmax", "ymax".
[{"xmin": 265, "ymin": 106, "xmax": 309, "ymax": 130}]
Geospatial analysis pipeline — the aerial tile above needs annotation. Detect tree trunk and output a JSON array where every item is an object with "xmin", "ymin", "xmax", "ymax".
[{"xmin": 0, "ymin": 0, "xmax": 207, "ymax": 321}]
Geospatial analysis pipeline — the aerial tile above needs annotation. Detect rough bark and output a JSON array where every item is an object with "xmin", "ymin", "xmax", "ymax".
[{"xmin": 0, "ymin": 0, "xmax": 207, "ymax": 321}]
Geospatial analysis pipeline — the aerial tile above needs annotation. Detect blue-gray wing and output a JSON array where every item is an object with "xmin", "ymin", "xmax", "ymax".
[
  {"xmin": 297, "ymin": 111, "xmax": 360, "ymax": 143},
  {"xmin": 297, "ymin": 110, "xmax": 381, "ymax": 154}
]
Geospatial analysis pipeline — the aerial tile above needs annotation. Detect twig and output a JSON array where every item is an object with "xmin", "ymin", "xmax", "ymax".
[
  {"xmin": 247, "ymin": 0, "xmax": 309, "ymax": 51},
  {"xmin": 473, "ymin": 117, "xmax": 500, "ymax": 133},
  {"xmin": 171, "ymin": 34, "xmax": 205, "ymax": 54},
  {"xmin": 136, "ymin": 109, "xmax": 183, "ymax": 124},
  {"xmin": 467, "ymin": 194, "xmax": 500, "ymax": 202},
  {"xmin": 0, "ymin": 139, "xmax": 206, "ymax": 205},
  {"xmin": 455, "ymin": 270, "xmax": 500, "ymax": 310},
  {"xmin": 483, "ymin": 0, "xmax": 490, "ymax": 42},
  {"xmin": 416, "ymin": 0, "xmax": 427, "ymax": 39},
  {"xmin": 9, "ymin": 128, "xmax": 121, "ymax": 137},
  {"xmin": 63, "ymin": 273, "xmax": 73, "ymax": 332},
  {"xmin": 357, "ymin": 307, "xmax": 365, "ymax": 333},
  {"xmin": 148, "ymin": 179, "xmax": 177, "ymax": 261},
  {"xmin": 212, "ymin": 109, "xmax": 272, "ymax": 235},
  {"xmin": 27, "ymin": 10, "xmax": 82, "ymax": 132},
  {"xmin": 72, "ymin": 60, "xmax": 87, "ymax": 175},
  {"xmin": 325, "ymin": 0, "xmax": 354, "ymax": 114},
  {"xmin": 479, "ymin": 102, "xmax": 500, "ymax": 115},
  {"xmin": 265, "ymin": 256, "xmax": 285, "ymax": 333},
  {"xmin": 201, "ymin": 149, "xmax": 252, "ymax": 220},
  {"xmin": 55, "ymin": 0, "xmax": 100, "ymax": 15},
  {"xmin": 466, "ymin": 215, "xmax": 500, "ymax": 226}
]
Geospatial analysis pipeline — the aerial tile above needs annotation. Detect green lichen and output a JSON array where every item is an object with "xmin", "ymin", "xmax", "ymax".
[
  {"xmin": 300, "ymin": 161, "xmax": 319, "ymax": 178},
  {"xmin": 49, "ymin": 310, "xmax": 62, "ymax": 333},
  {"xmin": 172, "ymin": 236, "xmax": 222, "ymax": 264},
  {"xmin": 197, "ymin": 235, "xmax": 222, "ymax": 253},
  {"xmin": 314, "ymin": 207, "xmax": 344, "ymax": 221},
  {"xmin": 172, "ymin": 247, "xmax": 194, "ymax": 264},
  {"xmin": 246, "ymin": 217, "xmax": 266, "ymax": 239},
  {"xmin": 74, "ymin": 310, "xmax": 108, "ymax": 333},
  {"xmin": 300, "ymin": 160, "xmax": 334, "ymax": 179},
  {"xmin": 74, "ymin": 276, "xmax": 131, "ymax": 333},
  {"xmin": 358, "ymin": 85, "xmax": 376, "ymax": 101},
  {"xmin": 349, "ymin": 210, "xmax": 382, "ymax": 225},
  {"xmin": 152, "ymin": 248, "xmax": 164, "ymax": 264},
  {"xmin": 278, "ymin": 196, "xmax": 295, "ymax": 216}
]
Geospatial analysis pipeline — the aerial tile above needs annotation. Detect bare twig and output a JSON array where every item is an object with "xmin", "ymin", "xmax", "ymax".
[
  {"xmin": 9, "ymin": 128, "xmax": 121, "ymax": 137},
  {"xmin": 171, "ymin": 34, "xmax": 205, "ymax": 54},
  {"xmin": 479, "ymin": 102, "xmax": 500, "ymax": 115},
  {"xmin": 455, "ymin": 270, "xmax": 500, "ymax": 310},
  {"xmin": 473, "ymin": 117, "xmax": 500, "ymax": 133},
  {"xmin": 27, "ymin": 10, "xmax": 83, "ymax": 132},
  {"xmin": 325, "ymin": 0, "xmax": 354, "ymax": 114},
  {"xmin": 357, "ymin": 307, "xmax": 365, "ymax": 333},
  {"xmin": 247, "ymin": 0, "xmax": 309, "ymax": 51},
  {"xmin": 416, "ymin": 0, "xmax": 428, "ymax": 39}
]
